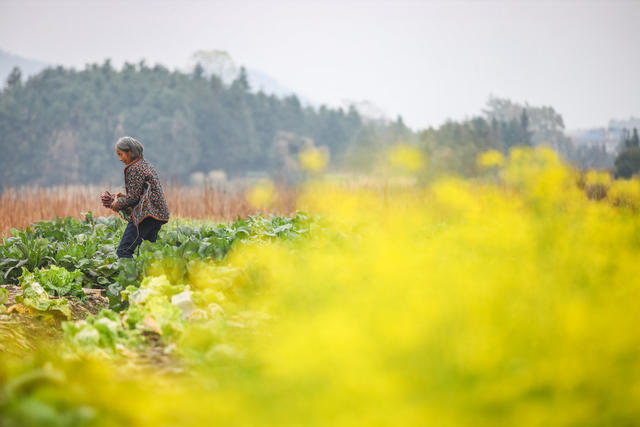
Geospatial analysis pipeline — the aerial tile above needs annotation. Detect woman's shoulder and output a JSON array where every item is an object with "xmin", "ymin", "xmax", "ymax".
[
  {"xmin": 133, "ymin": 158, "xmax": 162, "ymax": 182},
  {"xmin": 126, "ymin": 156, "xmax": 153, "ymax": 174},
  {"xmin": 141, "ymin": 158, "xmax": 159, "ymax": 174}
]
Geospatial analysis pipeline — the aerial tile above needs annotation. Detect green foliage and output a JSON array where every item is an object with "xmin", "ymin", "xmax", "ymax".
[
  {"xmin": 62, "ymin": 309, "xmax": 140, "ymax": 355},
  {"xmin": 419, "ymin": 117, "xmax": 502, "ymax": 177},
  {"xmin": 415, "ymin": 95, "xmax": 599, "ymax": 178},
  {"xmin": 622, "ymin": 128, "xmax": 640, "ymax": 149},
  {"xmin": 0, "ymin": 62, "xmax": 372, "ymax": 186},
  {"xmin": 0, "ymin": 287, "xmax": 8, "ymax": 312},
  {"xmin": 483, "ymin": 95, "xmax": 567, "ymax": 150},
  {"xmin": 1, "ymin": 211, "xmax": 313, "ymax": 312},
  {"xmin": 14, "ymin": 280, "xmax": 72, "ymax": 320},
  {"xmin": 0, "ymin": 363, "xmax": 97, "ymax": 427},
  {"xmin": 0, "ymin": 229, "xmax": 56, "ymax": 283},
  {"xmin": 138, "ymin": 213, "xmax": 310, "ymax": 280},
  {"xmin": 26, "ymin": 212, "xmax": 313, "ymax": 355},
  {"xmin": 19, "ymin": 266, "xmax": 84, "ymax": 299},
  {"xmin": 124, "ymin": 293, "xmax": 184, "ymax": 339},
  {"xmin": 0, "ymin": 213, "xmax": 123, "ymax": 288},
  {"xmin": 5, "ymin": 66, "xmax": 22, "ymax": 89},
  {"xmin": 615, "ymin": 147, "xmax": 640, "ymax": 178}
]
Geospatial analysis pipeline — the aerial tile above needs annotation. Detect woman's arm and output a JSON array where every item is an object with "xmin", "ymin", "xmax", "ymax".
[
  {"xmin": 109, "ymin": 193, "xmax": 126, "ymax": 211},
  {"xmin": 112, "ymin": 172, "xmax": 147, "ymax": 211}
]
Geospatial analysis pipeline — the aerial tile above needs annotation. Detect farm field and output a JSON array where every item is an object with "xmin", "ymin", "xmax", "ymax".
[
  {"xmin": 2, "ymin": 147, "xmax": 640, "ymax": 426},
  {"xmin": 0, "ymin": 184, "xmax": 297, "ymax": 237}
]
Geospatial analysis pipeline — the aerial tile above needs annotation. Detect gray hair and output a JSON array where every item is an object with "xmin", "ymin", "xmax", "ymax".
[{"xmin": 115, "ymin": 136, "xmax": 144, "ymax": 160}]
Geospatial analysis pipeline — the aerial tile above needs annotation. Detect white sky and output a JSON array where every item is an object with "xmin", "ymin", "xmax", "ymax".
[{"xmin": 0, "ymin": 0, "xmax": 638, "ymax": 130}]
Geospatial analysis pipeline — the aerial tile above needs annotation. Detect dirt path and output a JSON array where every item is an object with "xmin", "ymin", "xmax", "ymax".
[
  {"xmin": 1, "ymin": 284, "xmax": 180, "ymax": 372},
  {"xmin": 1, "ymin": 284, "xmax": 108, "ymax": 356}
]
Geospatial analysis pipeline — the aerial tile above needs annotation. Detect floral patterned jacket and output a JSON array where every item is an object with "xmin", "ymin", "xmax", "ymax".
[{"xmin": 113, "ymin": 155, "xmax": 170, "ymax": 226}]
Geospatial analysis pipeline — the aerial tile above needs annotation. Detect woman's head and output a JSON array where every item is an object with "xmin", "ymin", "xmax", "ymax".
[{"xmin": 115, "ymin": 136, "xmax": 144, "ymax": 164}]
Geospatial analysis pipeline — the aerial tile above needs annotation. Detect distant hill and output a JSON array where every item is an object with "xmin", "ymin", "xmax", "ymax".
[
  {"xmin": 1, "ymin": 47, "xmax": 310, "ymax": 106},
  {"xmin": 0, "ymin": 48, "xmax": 48, "ymax": 86},
  {"xmin": 340, "ymin": 99, "xmax": 393, "ymax": 125},
  {"xmin": 187, "ymin": 49, "xmax": 313, "ymax": 105},
  {"xmin": 188, "ymin": 51, "xmax": 395, "ymax": 125}
]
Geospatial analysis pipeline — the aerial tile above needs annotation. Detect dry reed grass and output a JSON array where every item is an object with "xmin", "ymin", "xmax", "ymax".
[{"xmin": 0, "ymin": 184, "xmax": 298, "ymax": 236}]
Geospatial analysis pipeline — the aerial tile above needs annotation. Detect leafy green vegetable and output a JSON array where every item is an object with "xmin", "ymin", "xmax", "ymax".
[
  {"xmin": 0, "ymin": 287, "xmax": 9, "ymax": 305},
  {"xmin": 14, "ymin": 281, "xmax": 72, "ymax": 320},
  {"xmin": 121, "ymin": 275, "xmax": 186, "ymax": 338},
  {"xmin": 4, "ymin": 212, "xmax": 317, "ymax": 324},
  {"xmin": 19, "ymin": 266, "xmax": 85, "ymax": 299},
  {"xmin": 125, "ymin": 296, "xmax": 184, "ymax": 338},
  {"xmin": 0, "ymin": 287, "xmax": 8, "ymax": 313},
  {"xmin": 0, "ymin": 213, "xmax": 124, "ymax": 288},
  {"xmin": 62, "ymin": 309, "xmax": 140, "ymax": 356}
]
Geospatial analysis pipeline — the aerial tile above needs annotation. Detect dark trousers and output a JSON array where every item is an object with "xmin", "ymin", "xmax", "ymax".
[{"xmin": 116, "ymin": 217, "xmax": 165, "ymax": 258}]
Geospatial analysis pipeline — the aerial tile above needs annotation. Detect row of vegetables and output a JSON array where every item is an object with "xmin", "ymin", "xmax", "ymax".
[{"xmin": 1, "ymin": 212, "xmax": 315, "ymax": 358}]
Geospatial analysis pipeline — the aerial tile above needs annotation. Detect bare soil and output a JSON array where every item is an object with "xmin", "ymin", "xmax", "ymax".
[{"xmin": 1, "ymin": 284, "xmax": 180, "ymax": 371}]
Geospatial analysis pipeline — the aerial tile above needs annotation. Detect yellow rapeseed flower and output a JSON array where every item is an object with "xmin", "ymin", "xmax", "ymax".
[
  {"xmin": 5, "ymin": 146, "xmax": 640, "ymax": 426},
  {"xmin": 299, "ymin": 147, "xmax": 329, "ymax": 173},
  {"xmin": 246, "ymin": 179, "xmax": 276, "ymax": 208},
  {"xmin": 477, "ymin": 149, "xmax": 505, "ymax": 168},
  {"xmin": 387, "ymin": 143, "xmax": 425, "ymax": 172},
  {"xmin": 585, "ymin": 170, "xmax": 612, "ymax": 187}
]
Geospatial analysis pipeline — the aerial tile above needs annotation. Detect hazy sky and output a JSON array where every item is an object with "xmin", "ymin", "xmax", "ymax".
[{"xmin": 1, "ymin": 0, "xmax": 638, "ymax": 130}]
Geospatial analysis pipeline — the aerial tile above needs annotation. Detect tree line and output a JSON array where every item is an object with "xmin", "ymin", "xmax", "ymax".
[
  {"xmin": 614, "ymin": 128, "xmax": 640, "ymax": 178},
  {"xmin": 0, "ymin": 63, "xmax": 624, "ymax": 188},
  {"xmin": 0, "ymin": 62, "xmax": 389, "ymax": 187}
]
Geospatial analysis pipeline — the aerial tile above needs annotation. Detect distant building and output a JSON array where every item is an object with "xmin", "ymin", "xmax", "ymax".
[{"xmin": 568, "ymin": 117, "xmax": 639, "ymax": 154}]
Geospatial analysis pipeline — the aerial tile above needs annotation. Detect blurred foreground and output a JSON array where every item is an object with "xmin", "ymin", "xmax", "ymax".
[{"xmin": 2, "ymin": 147, "xmax": 640, "ymax": 426}]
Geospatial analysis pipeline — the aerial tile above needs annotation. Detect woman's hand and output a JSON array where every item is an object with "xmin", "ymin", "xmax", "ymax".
[
  {"xmin": 110, "ymin": 200, "xmax": 119, "ymax": 211},
  {"xmin": 101, "ymin": 191, "xmax": 114, "ymax": 208}
]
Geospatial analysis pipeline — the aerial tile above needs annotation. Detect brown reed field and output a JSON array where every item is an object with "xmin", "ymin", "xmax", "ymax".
[{"xmin": 0, "ymin": 184, "xmax": 298, "ymax": 236}]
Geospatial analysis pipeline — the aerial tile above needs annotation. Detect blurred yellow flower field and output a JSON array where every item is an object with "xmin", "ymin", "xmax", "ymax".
[{"xmin": 2, "ymin": 147, "xmax": 640, "ymax": 426}]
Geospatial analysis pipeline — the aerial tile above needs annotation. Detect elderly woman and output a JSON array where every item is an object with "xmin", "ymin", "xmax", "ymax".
[{"xmin": 102, "ymin": 136, "xmax": 170, "ymax": 258}]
